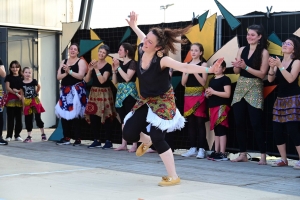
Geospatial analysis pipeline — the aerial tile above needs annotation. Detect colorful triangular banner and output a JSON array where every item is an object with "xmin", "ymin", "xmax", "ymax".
[
  {"xmin": 120, "ymin": 27, "xmax": 132, "ymax": 44},
  {"xmin": 293, "ymin": 28, "xmax": 300, "ymax": 37},
  {"xmin": 198, "ymin": 10, "xmax": 209, "ymax": 31},
  {"xmin": 79, "ymin": 40, "xmax": 103, "ymax": 57},
  {"xmin": 214, "ymin": 0, "xmax": 241, "ymax": 31},
  {"xmin": 263, "ymin": 85, "xmax": 277, "ymax": 99},
  {"xmin": 61, "ymin": 21, "xmax": 82, "ymax": 52},
  {"xmin": 268, "ymin": 32, "xmax": 282, "ymax": 46}
]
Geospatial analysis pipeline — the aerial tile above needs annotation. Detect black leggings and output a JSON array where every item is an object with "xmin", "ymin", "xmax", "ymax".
[
  {"xmin": 116, "ymin": 95, "xmax": 136, "ymax": 124},
  {"xmin": 187, "ymin": 114, "xmax": 206, "ymax": 148},
  {"xmin": 6, "ymin": 107, "xmax": 22, "ymax": 138},
  {"xmin": 25, "ymin": 113, "xmax": 44, "ymax": 132},
  {"xmin": 233, "ymin": 98, "xmax": 266, "ymax": 153},
  {"xmin": 273, "ymin": 121, "xmax": 300, "ymax": 146},
  {"xmin": 214, "ymin": 124, "xmax": 227, "ymax": 136},
  {"xmin": 123, "ymin": 104, "xmax": 170, "ymax": 154},
  {"xmin": 90, "ymin": 114, "xmax": 112, "ymax": 141},
  {"xmin": 61, "ymin": 118, "xmax": 81, "ymax": 139}
]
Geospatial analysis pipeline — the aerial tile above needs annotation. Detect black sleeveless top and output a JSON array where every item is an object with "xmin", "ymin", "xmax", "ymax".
[
  {"xmin": 240, "ymin": 45, "xmax": 258, "ymax": 79},
  {"xmin": 117, "ymin": 59, "xmax": 137, "ymax": 83},
  {"xmin": 61, "ymin": 59, "xmax": 82, "ymax": 86},
  {"xmin": 185, "ymin": 61, "xmax": 204, "ymax": 87},
  {"xmin": 276, "ymin": 59, "xmax": 300, "ymax": 97},
  {"xmin": 137, "ymin": 43, "xmax": 171, "ymax": 98}
]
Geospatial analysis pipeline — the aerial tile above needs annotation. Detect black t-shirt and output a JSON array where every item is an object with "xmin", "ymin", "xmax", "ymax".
[
  {"xmin": 4, "ymin": 75, "xmax": 23, "ymax": 90},
  {"xmin": 185, "ymin": 61, "xmax": 204, "ymax": 87},
  {"xmin": 117, "ymin": 60, "xmax": 137, "ymax": 83},
  {"xmin": 22, "ymin": 79, "xmax": 38, "ymax": 98},
  {"xmin": 208, "ymin": 75, "xmax": 231, "ymax": 107},
  {"xmin": 91, "ymin": 63, "xmax": 112, "ymax": 87},
  {"xmin": 0, "ymin": 58, "xmax": 3, "ymax": 65}
]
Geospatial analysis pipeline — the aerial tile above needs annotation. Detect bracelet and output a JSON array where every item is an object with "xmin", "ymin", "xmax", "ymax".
[
  {"xmin": 96, "ymin": 72, "xmax": 101, "ymax": 76},
  {"xmin": 117, "ymin": 67, "xmax": 121, "ymax": 71},
  {"xmin": 268, "ymin": 73, "xmax": 275, "ymax": 76},
  {"xmin": 69, "ymin": 70, "xmax": 73, "ymax": 75},
  {"xmin": 245, "ymin": 66, "xmax": 249, "ymax": 71},
  {"xmin": 205, "ymin": 67, "xmax": 209, "ymax": 73},
  {"xmin": 279, "ymin": 67, "xmax": 285, "ymax": 71}
]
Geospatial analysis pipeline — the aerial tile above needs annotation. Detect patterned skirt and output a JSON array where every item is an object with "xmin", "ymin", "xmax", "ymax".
[
  {"xmin": 231, "ymin": 76, "xmax": 263, "ymax": 109},
  {"xmin": 124, "ymin": 87, "xmax": 185, "ymax": 132},
  {"xmin": 115, "ymin": 82, "xmax": 139, "ymax": 108},
  {"xmin": 184, "ymin": 86, "xmax": 206, "ymax": 117},
  {"xmin": 84, "ymin": 86, "xmax": 117, "ymax": 123},
  {"xmin": 5, "ymin": 92, "xmax": 22, "ymax": 108},
  {"xmin": 24, "ymin": 97, "xmax": 45, "ymax": 115},
  {"xmin": 273, "ymin": 95, "xmax": 300, "ymax": 123},
  {"xmin": 55, "ymin": 81, "xmax": 87, "ymax": 120},
  {"xmin": 209, "ymin": 105, "xmax": 230, "ymax": 130}
]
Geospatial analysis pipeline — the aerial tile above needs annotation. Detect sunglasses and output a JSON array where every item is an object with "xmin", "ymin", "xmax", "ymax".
[{"xmin": 282, "ymin": 42, "xmax": 294, "ymax": 47}]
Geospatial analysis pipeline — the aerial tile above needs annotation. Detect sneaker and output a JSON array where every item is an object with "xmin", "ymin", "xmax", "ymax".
[
  {"xmin": 207, "ymin": 151, "xmax": 217, "ymax": 160},
  {"xmin": 5, "ymin": 137, "xmax": 11, "ymax": 142},
  {"xmin": 0, "ymin": 138, "xmax": 8, "ymax": 145},
  {"xmin": 213, "ymin": 152, "xmax": 229, "ymax": 161},
  {"xmin": 23, "ymin": 136, "xmax": 32, "ymax": 143},
  {"xmin": 41, "ymin": 134, "xmax": 47, "ymax": 141},
  {"xmin": 102, "ymin": 140, "xmax": 112, "ymax": 149},
  {"xmin": 196, "ymin": 148, "xmax": 206, "ymax": 159},
  {"xmin": 15, "ymin": 137, "xmax": 23, "ymax": 141},
  {"xmin": 88, "ymin": 140, "xmax": 102, "ymax": 148},
  {"xmin": 56, "ymin": 138, "xmax": 71, "ymax": 145},
  {"xmin": 181, "ymin": 147, "xmax": 198, "ymax": 157},
  {"xmin": 73, "ymin": 139, "xmax": 81, "ymax": 146},
  {"xmin": 293, "ymin": 160, "xmax": 300, "ymax": 170},
  {"xmin": 272, "ymin": 159, "xmax": 288, "ymax": 167}
]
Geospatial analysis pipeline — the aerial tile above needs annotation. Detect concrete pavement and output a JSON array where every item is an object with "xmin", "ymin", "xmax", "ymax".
[{"xmin": 0, "ymin": 128, "xmax": 299, "ymax": 200}]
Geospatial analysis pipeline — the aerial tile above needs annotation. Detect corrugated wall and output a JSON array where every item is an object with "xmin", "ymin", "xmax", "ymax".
[{"xmin": 0, "ymin": 0, "xmax": 69, "ymax": 30}]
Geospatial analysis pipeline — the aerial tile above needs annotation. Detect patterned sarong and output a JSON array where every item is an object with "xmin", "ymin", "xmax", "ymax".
[
  {"xmin": 209, "ymin": 105, "xmax": 230, "ymax": 130},
  {"xmin": 115, "ymin": 82, "xmax": 139, "ymax": 108},
  {"xmin": 184, "ymin": 86, "xmax": 206, "ymax": 117}
]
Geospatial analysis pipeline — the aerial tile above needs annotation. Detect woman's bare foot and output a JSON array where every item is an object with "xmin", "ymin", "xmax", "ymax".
[
  {"xmin": 258, "ymin": 154, "xmax": 267, "ymax": 165},
  {"xmin": 146, "ymin": 148, "xmax": 157, "ymax": 153},
  {"xmin": 231, "ymin": 153, "xmax": 248, "ymax": 162},
  {"xmin": 128, "ymin": 145, "xmax": 137, "ymax": 152},
  {"xmin": 114, "ymin": 145, "xmax": 128, "ymax": 151}
]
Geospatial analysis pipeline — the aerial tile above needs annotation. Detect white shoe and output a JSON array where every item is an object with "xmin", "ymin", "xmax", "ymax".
[
  {"xmin": 196, "ymin": 148, "xmax": 206, "ymax": 159},
  {"xmin": 181, "ymin": 147, "xmax": 198, "ymax": 157},
  {"xmin": 15, "ymin": 137, "xmax": 23, "ymax": 141},
  {"xmin": 5, "ymin": 137, "xmax": 11, "ymax": 142}
]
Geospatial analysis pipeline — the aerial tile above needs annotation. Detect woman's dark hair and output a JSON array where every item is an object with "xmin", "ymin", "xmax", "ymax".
[
  {"xmin": 247, "ymin": 24, "xmax": 269, "ymax": 70},
  {"xmin": 69, "ymin": 43, "xmax": 80, "ymax": 53},
  {"xmin": 191, "ymin": 43, "xmax": 204, "ymax": 61},
  {"xmin": 286, "ymin": 37, "xmax": 300, "ymax": 59},
  {"xmin": 98, "ymin": 44, "xmax": 110, "ymax": 55},
  {"xmin": 121, "ymin": 43, "xmax": 136, "ymax": 59},
  {"xmin": 9, "ymin": 60, "xmax": 22, "ymax": 76},
  {"xmin": 150, "ymin": 25, "xmax": 192, "ymax": 54}
]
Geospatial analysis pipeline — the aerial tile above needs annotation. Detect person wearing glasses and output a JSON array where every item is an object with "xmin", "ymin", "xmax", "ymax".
[
  {"xmin": 268, "ymin": 38, "xmax": 300, "ymax": 169},
  {"xmin": 231, "ymin": 24, "xmax": 269, "ymax": 164},
  {"xmin": 4, "ymin": 60, "xmax": 23, "ymax": 142}
]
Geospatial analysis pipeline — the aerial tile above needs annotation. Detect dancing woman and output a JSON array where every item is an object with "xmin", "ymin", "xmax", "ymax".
[{"xmin": 122, "ymin": 11, "xmax": 224, "ymax": 186}]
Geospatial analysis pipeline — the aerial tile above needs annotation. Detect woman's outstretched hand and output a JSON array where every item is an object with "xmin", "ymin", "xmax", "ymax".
[
  {"xmin": 208, "ymin": 57, "xmax": 224, "ymax": 73},
  {"xmin": 126, "ymin": 11, "xmax": 138, "ymax": 28}
]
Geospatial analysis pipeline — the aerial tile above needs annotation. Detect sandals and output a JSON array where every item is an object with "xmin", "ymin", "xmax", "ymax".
[
  {"xmin": 158, "ymin": 176, "xmax": 181, "ymax": 186},
  {"xmin": 136, "ymin": 142, "xmax": 152, "ymax": 157}
]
